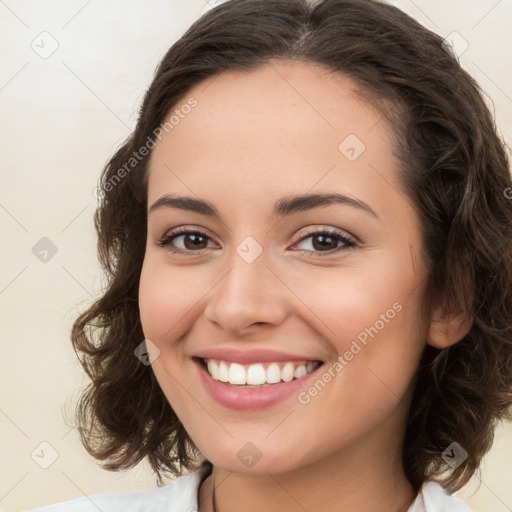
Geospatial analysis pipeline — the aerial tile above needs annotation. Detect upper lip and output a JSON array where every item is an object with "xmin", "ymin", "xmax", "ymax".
[{"xmin": 193, "ymin": 348, "xmax": 324, "ymax": 365}]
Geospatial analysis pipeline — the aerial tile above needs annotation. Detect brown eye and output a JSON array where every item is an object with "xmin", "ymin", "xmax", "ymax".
[
  {"xmin": 156, "ymin": 228, "xmax": 215, "ymax": 254},
  {"xmin": 178, "ymin": 232, "xmax": 209, "ymax": 250},
  {"xmin": 292, "ymin": 229, "xmax": 356, "ymax": 256},
  {"xmin": 311, "ymin": 233, "xmax": 340, "ymax": 251}
]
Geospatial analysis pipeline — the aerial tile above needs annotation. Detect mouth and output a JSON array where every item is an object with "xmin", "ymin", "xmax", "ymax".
[{"xmin": 194, "ymin": 357, "xmax": 324, "ymax": 388}]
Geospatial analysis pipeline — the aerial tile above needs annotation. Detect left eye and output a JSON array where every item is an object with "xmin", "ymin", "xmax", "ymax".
[
  {"xmin": 293, "ymin": 229, "xmax": 356, "ymax": 255},
  {"xmin": 156, "ymin": 228, "xmax": 356, "ymax": 256}
]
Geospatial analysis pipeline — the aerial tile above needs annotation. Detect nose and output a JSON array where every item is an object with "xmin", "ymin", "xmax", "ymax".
[{"xmin": 202, "ymin": 247, "xmax": 290, "ymax": 336}]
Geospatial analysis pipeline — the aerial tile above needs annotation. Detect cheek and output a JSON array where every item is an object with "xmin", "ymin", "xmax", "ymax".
[
  {"xmin": 288, "ymin": 253, "xmax": 427, "ymax": 391},
  {"xmin": 288, "ymin": 257, "xmax": 414, "ymax": 344},
  {"xmin": 138, "ymin": 258, "xmax": 195, "ymax": 410},
  {"xmin": 138, "ymin": 256, "xmax": 200, "ymax": 339}
]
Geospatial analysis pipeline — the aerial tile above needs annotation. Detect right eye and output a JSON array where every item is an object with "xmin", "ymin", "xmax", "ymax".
[{"xmin": 156, "ymin": 227, "xmax": 217, "ymax": 255}]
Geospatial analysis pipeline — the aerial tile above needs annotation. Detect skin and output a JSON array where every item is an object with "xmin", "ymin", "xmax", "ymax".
[{"xmin": 138, "ymin": 59, "xmax": 471, "ymax": 512}]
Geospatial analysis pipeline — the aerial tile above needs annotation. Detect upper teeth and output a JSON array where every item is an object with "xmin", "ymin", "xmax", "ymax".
[{"xmin": 205, "ymin": 359, "xmax": 320, "ymax": 386}]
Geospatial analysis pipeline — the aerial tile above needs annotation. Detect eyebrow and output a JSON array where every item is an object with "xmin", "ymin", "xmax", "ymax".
[{"xmin": 148, "ymin": 192, "xmax": 379, "ymax": 220}]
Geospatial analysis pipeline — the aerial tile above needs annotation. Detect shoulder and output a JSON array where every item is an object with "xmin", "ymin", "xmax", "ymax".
[
  {"xmin": 23, "ymin": 466, "xmax": 209, "ymax": 512},
  {"xmin": 408, "ymin": 480, "xmax": 474, "ymax": 512}
]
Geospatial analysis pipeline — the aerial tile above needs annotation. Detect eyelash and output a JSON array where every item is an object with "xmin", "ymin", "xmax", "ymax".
[{"xmin": 155, "ymin": 226, "xmax": 357, "ymax": 258}]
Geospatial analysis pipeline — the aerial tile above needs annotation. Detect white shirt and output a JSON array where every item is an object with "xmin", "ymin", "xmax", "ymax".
[{"xmin": 25, "ymin": 464, "xmax": 473, "ymax": 512}]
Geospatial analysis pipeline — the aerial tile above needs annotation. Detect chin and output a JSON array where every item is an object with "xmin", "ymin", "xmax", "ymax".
[{"xmin": 198, "ymin": 441, "xmax": 305, "ymax": 475}]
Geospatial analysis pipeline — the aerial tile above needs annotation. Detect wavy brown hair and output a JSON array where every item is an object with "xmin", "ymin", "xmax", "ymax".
[{"xmin": 71, "ymin": 0, "xmax": 512, "ymax": 492}]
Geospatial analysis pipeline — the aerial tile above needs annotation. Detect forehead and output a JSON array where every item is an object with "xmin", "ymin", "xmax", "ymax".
[
  {"xmin": 157, "ymin": 59, "xmax": 391, "ymax": 149},
  {"xmin": 147, "ymin": 59, "xmax": 404, "ymax": 218}
]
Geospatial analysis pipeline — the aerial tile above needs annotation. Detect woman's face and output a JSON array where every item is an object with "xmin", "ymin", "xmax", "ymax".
[{"xmin": 139, "ymin": 60, "xmax": 431, "ymax": 475}]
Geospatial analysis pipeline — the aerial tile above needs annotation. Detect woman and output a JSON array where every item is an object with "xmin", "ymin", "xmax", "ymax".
[{"xmin": 28, "ymin": 0, "xmax": 512, "ymax": 510}]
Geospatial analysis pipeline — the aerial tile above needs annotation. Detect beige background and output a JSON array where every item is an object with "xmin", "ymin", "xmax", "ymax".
[{"xmin": 0, "ymin": 1, "xmax": 511, "ymax": 511}]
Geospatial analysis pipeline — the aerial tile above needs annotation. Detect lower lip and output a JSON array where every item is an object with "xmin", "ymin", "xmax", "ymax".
[{"xmin": 194, "ymin": 358, "xmax": 324, "ymax": 410}]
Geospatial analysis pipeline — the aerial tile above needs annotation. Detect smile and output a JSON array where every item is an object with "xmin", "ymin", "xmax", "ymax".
[
  {"xmin": 202, "ymin": 358, "xmax": 322, "ymax": 387},
  {"xmin": 193, "ymin": 356, "xmax": 325, "ymax": 410}
]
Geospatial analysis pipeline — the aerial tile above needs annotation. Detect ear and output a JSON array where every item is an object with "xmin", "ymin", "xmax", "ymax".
[{"xmin": 427, "ymin": 303, "xmax": 473, "ymax": 349}]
